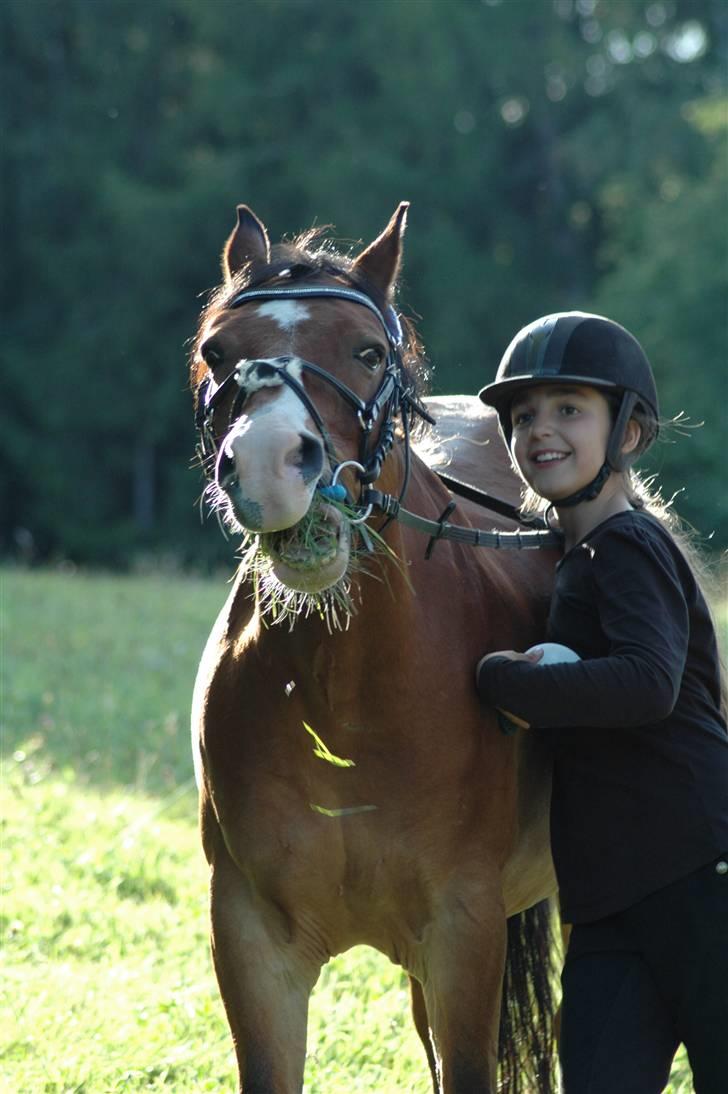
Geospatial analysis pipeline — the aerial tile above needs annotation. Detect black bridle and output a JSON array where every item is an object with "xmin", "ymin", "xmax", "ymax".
[
  {"xmin": 194, "ymin": 282, "xmax": 561, "ymax": 552},
  {"xmin": 195, "ymin": 282, "xmax": 433, "ymax": 500}
]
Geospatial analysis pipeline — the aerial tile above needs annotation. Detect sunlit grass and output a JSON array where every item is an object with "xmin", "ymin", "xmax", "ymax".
[
  {"xmin": 1, "ymin": 565, "xmax": 716, "ymax": 1090},
  {"xmin": 1, "ymin": 766, "xmax": 428, "ymax": 1093},
  {"xmin": 2, "ymin": 770, "xmax": 229, "ymax": 1092}
]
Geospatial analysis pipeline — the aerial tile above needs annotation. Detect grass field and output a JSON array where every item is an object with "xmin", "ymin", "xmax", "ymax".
[{"xmin": 3, "ymin": 564, "xmax": 722, "ymax": 1092}]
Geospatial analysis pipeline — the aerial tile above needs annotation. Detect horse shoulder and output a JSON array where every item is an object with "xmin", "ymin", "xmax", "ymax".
[{"xmin": 192, "ymin": 572, "xmax": 258, "ymax": 775}]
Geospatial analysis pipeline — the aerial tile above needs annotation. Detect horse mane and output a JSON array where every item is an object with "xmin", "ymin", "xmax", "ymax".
[{"xmin": 191, "ymin": 228, "xmax": 432, "ymax": 435}]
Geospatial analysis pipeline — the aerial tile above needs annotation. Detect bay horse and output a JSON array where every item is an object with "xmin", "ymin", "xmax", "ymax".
[{"xmin": 190, "ymin": 203, "xmax": 559, "ymax": 1093}]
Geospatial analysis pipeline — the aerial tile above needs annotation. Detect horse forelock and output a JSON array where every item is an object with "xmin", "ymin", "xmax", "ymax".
[{"xmin": 190, "ymin": 230, "xmax": 431, "ymax": 426}]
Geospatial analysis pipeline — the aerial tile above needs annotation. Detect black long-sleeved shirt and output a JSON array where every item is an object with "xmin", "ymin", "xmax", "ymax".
[{"xmin": 477, "ymin": 509, "xmax": 728, "ymax": 923}]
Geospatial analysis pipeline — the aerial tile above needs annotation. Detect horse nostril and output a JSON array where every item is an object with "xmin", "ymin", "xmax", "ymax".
[{"xmin": 297, "ymin": 433, "xmax": 324, "ymax": 485}]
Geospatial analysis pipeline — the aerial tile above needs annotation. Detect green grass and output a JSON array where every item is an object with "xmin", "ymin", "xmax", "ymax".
[
  {"xmin": 2, "ymin": 768, "xmax": 429, "ymax": 1093},
  {"xmin": 3, "ymin": 565, "xmax": 718, "ymax": 1091}
]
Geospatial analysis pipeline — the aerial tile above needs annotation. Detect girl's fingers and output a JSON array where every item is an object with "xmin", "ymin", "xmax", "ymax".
[{"xmin": 480, "ymin": 649, "xmax": 530, "ymax": 662}]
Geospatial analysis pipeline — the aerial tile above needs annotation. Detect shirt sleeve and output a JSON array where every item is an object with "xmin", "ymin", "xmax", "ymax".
[{"xmin": 476, "ymin": 523, "xmax": 689, "ymax": 729}]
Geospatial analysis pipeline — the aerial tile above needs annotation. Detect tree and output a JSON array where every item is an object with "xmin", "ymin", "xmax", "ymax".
[
  {"xmin": 2, "ymin": 0, "xmax": 725, "ymax": 562},
  {"xmin": 594, "ymin": 98, "xmax": 728, "ymax": 540}
]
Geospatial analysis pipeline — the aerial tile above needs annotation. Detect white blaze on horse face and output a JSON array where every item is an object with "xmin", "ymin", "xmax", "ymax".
[
  {"xmin": 254, "ymin": 300, "xmax": 311, "ymax": 333},
  {"xmin": 223, "ymin": 357, "xmax": 321, "ymax": 531}
]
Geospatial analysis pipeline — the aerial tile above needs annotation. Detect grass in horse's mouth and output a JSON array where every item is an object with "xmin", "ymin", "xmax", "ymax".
[
  {"xmin": 262, "ymin": 501, "xmax": 341, "ymax": 570},
  {"xmin": 236, "ymin": 497, "xmax": 402, "ymax": 633},
  {"xmin": 237, "ymin": 498, "xmax": 354, "ymax": 632}
]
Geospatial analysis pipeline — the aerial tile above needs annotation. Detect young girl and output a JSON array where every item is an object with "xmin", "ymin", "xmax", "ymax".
[{"xmin": 475, "ymin": 312, "xmax": 728, "ymax": 1094}]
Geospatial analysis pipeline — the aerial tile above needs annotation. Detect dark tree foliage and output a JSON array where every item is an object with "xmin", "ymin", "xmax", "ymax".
[{"xmin": 1, "ymin": 0, "xmax": 725, "ymax": 565}]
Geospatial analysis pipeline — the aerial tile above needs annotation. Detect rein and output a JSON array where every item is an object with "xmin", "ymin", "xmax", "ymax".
[
  {"xmin": 362, "ymin": 485, "xmax": 561, "ymax": 555},
  {"xmin": 194, "ymin": 282, "xmax": 561, "ymax": 553}
]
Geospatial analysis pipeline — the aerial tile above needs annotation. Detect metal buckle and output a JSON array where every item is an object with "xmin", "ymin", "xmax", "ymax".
[{"xmin": 331, "ymin": 461, "xmax": 373, "ymax": 524}]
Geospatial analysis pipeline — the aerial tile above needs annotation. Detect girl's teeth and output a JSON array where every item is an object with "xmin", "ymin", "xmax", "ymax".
[{"xmin": 535, "ymin": 452, "xmax": 566, "ymax": 463}]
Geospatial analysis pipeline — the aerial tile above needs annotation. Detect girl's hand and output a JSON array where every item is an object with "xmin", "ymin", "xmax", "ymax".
[
  {"xmin": 476, "ymin": 648, "xmax": 542, "ymax": 731},
  {"xmin": 479, "ymin": 648, "xmax": 544, "ymax": 664}
]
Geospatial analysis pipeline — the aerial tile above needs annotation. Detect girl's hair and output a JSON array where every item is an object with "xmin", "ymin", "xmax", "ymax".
[{"xmin": 517, "ymin": 395, "xmax": 727, "ymax": 715}]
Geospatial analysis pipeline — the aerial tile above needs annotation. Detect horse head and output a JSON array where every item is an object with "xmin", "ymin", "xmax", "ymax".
[{"xmin": 191, "ymin": 203, "xmax": 430, "ymax": 613}]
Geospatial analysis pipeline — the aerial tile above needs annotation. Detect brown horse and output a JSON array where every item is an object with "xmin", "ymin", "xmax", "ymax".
[{"xmin": 190, "ymin": 203, "xmax": 559, "ymax": 1093}]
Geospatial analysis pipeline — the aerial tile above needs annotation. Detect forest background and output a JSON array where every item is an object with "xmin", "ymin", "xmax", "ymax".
[{"xmin": 2, "ymin": 0, "xmax": 727, "ymax": 568}]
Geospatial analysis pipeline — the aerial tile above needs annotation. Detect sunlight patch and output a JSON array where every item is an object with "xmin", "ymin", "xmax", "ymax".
[{"xmin": 302, "ymin": 721, "xmax": 355, "ymax": 768}]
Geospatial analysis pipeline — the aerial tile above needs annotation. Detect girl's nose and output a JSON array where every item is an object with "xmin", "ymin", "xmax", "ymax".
[{"xmin": 531, "ymin": 411, "xmax": 554, "ymax": 437}]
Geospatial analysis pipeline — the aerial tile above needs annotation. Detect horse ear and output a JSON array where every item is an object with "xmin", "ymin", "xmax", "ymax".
[
  {"xmin": 352, "ymin": 202, "xmax": 409, "ymax": 297},
  {"xmin": 222, "ymin": 205, "xmax": 271, "ymax": 281}
]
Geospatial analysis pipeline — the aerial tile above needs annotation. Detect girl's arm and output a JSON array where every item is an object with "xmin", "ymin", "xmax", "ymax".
[{"xmin": 476, "ymin": 526, "xmax": 689, "ymax": 729}]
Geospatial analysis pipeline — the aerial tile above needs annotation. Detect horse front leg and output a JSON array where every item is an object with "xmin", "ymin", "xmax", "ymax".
[
  {"xmin": 409, "ymin": 975, "xmax": 439, "ymax": 1093},
  {"xmin": 206, "ymin": 828, "xmax": 321, "ymax": 1093},
  {"xmin": 418, "ymin": 886, "xmax": 507, "ymax": 1094}
]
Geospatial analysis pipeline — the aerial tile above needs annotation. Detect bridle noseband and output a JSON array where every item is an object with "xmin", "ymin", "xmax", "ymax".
[{"xmin": 195, "ymin": 282, "xmax": 433, "ymax": 512}]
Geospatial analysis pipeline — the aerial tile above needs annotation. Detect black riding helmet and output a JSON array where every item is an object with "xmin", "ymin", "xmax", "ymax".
[{"xmin": 478, "ymin": 312, "xmax": 659, "ymax": 507}]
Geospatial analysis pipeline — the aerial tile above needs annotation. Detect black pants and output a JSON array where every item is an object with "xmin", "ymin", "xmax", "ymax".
[{"xmin": 559, "ymin": 855, "xmax": 728, "ymax": 1094}]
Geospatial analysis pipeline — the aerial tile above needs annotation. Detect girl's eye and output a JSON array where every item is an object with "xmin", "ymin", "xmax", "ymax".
[
  {"xmin": 512, "ymin": 410, "xmax": 533, "ymax": 427},
  {"xmin": 356, "ymin": 346, "xmax": 385, "ymax": 370},
  {"xmin": 560, "ymin": 404, "xmax": 579, "ymax": 415}
]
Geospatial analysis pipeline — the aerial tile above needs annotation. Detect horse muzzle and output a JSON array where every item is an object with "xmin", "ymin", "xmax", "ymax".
[{"xmin": 217, "ymin": 423, "xmax": 325, "ymax": 533}]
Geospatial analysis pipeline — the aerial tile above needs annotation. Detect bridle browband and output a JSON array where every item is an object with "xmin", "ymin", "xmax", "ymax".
[{"xmin": 194, "ymin": 281, "xmax": 561, "ymax": 552}]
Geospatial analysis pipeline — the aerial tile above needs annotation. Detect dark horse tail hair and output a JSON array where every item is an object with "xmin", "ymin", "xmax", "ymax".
[{"xmin": 498, "ymin": 899, "xmax": 559, "ymax": 1094}]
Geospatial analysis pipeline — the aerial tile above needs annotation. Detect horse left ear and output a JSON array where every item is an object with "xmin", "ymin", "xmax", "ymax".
[
  {"xmin": 352, "ymin": 202, "xmax": 409, "ymax": 297},
  {"xmin": 222, "ymin": 205, "xmax": 271, "ymax": 281}
]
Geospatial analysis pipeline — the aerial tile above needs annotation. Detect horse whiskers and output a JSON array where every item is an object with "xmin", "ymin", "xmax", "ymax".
[
  {"xmin": 245, "ymin": 556, "xmax": 357, "ymax": 635},
  {"xmin": 197, "ymin": 480, "xmax": 223, "ymax": 531},
  {"xmin": 234, "ymin": 519, "xmax": 394, "ymax": 635},
  {"xmin": 197, "ymin": 492, "xmax": 402, "ymax": 632},
  {"xmin": 259, "ymin": 573, "xmax": 355, "ymax": 635},
  {"xmin": 201, "ymin": 480, "xmax": 244, "ymax": 538}
]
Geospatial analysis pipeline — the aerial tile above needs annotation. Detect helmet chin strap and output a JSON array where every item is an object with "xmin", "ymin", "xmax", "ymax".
[
  {"xmin": 554, "ymin": 461, "xmax": 612, "ymax": 508},
  {"xmin": 550, "ymin": 391, "xmax": 639, "ymax": 509}
]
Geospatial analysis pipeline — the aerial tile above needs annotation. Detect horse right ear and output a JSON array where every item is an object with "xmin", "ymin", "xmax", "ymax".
[
  {"xmin": 222, "ymin": 205, "xmax": 271, "ymax": 281},
  {"xmin": 351, "ymin": 202, "xmax": 409, "ymax": 298}
]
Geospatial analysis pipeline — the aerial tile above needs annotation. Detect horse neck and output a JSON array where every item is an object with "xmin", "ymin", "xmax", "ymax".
[
  {"xmin": 352, "ymin": 444, "xmax": 549, "ymax": 640},
  {"xmin": 232, "ymin": 444, "xmax": 545, "ymax": 670},
  {"xmin": 346, "ymin": 446, "xmax": 501, "ymax": 625}
]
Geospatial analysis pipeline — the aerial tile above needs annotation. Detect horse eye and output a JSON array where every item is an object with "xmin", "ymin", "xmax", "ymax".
[
  {"xmin": 356, "ymin": 346, "xmax": 385, "ymax": 370},
  {"xmin": 201, "ymin": 339, "xmax": 225, "ymax": 369}
]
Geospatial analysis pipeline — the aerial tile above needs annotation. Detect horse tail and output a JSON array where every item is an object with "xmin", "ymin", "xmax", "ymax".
[{"xmin": 497, "ymin": 898, "xmax": 559, "ymax": 1094}]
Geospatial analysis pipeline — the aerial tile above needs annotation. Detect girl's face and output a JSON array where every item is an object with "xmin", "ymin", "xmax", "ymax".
[{"xmin": 509, "ymin": 384, "xmax": 612, "ymax": 503}]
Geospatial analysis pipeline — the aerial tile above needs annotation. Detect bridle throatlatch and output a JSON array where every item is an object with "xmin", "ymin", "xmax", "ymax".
[{"xmin": 194, "ymin": 283, "xmax": 561, "ymax": 553}]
